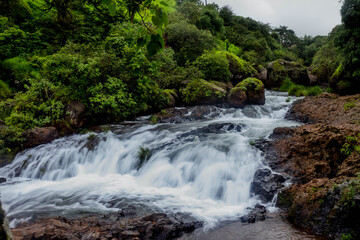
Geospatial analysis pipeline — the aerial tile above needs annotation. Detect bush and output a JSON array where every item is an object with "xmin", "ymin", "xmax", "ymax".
[
  {"xmin": 194, "ymin": 51, "xmax": 231, "ymax": 82},
  {"xmin": 0, "ymin": 80, "xmax": 11, "ymax": 99},
  {"xmin": 225, "ymin": 52, "xmax": 257, "ymax": 84},
  {"xmin": 166, "ymin": 20, "xmax": 215, "ymax": 65},
  {"xmin": 280, "ymin": 78, "xmax": 323, "ymax": 97}
]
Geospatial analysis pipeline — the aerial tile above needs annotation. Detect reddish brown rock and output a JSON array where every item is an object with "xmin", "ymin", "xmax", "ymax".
[
  {"xmin": 258, "ymin": 93, "xmax": 360, "ymax": 239},
  {"xmin": 11, "ymin": 213, "xmax": 200, "ymax": 240},
  {"xmin": 227, "ymin": 88, "xmax": 248, "ymax": 108},
  {"xmin": 24, "ymin": 127, "xmax": 60, "ymax": 148}
]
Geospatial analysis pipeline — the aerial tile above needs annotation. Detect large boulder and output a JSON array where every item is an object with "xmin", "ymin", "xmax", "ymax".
[
  {"xmin": 267, "ymin": 59, "xmax": 310, "ymax": 88},
  {"xmin": 0, "ymin": 202, "xmax": 12, "ymax": 240},
  {"xmin": 227, "ymin": 78, "xmax": 265, "ymax": 108},
  {"xmin": 24, "ymin": 127, "xmax": 60, "ymax": 148},
  {"xmin": 181, "ymin": 79, "xmax": 226, "ymax": 105}
]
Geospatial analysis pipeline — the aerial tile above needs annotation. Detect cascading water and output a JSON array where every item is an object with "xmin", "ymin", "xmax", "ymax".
[{"xmin": 0, "ymin": 91, "xmax": 300, "ymax": 228}]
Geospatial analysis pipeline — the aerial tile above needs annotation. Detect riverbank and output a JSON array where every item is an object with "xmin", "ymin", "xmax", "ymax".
[{"xmin": 258, "ymin": 93, "xmax": 360, "ymax": 239}]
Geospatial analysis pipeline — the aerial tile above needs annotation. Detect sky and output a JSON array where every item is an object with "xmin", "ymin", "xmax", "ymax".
[{"xmin": 210, "ymin": 0, "xmax": 343, "ymax": 37}]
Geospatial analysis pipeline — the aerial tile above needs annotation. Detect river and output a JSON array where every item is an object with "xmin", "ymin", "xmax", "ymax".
[{"xmin": 0, "ymin": 91, "xmax": 320, "ymax": 239}]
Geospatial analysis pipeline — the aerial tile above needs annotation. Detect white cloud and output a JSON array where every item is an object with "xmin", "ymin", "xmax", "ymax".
[{"xmin": 210, "ymin": 0, "xmax": 342, "ymax": 36}]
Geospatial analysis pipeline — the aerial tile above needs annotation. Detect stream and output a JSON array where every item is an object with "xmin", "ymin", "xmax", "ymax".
[{"xmin": 0, "ymin": 91, "xmax": 319, "ymax": 238}]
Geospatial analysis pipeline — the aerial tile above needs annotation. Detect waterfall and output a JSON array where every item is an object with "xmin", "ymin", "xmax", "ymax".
[{"xmin": 0, "ymin": 91, "xmax": 300, "ymax": 228}]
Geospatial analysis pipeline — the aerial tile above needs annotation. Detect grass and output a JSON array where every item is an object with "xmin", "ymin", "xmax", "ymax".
[{"xmin": 279, "ymin": 78, "xmax": 323, "ymax": 97}]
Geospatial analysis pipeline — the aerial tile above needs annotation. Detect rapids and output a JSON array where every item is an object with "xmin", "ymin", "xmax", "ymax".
[{"xmin": 0, "ymin": 91, "xmax": 300, "ymax": 229}]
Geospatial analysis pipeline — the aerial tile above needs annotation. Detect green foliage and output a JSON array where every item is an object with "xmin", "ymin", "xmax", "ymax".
[
  {"xmin": 236, "ymin": 77, "xmax": 263, "ymax": 92},
  {"xmin": 279, "ymin": 78, "xmax": 323, "ymax": 97},
  {"xmin": 196, "ymin": 7, "xmax": 224, "ymax": 37},
  {"xmin": 181, "ymin": 79, "xmax": 226, "ymax": 104},
  {"xmin": 0, "ymin": 80, "xmax": 11, "ymax": 99},
  {"xmin": 341, "ymin": 233, "xmax": 353, "ymax": 240},
  {"xmin": 344, "ymin": 102, "xmax": 356, "ymax": 111},
  {"xmin": 194, "ymin": 51, "xmax": 231, "ymax": 82},
  {"xmin": 340, "ymin": 174, "xmax": 360, "ymax": 208},
  {"xmin": 225, "ymin": 52, "xmax": 256, "ymax": 83},
  {"xmin": 137, "ymin": 146, "xmax": 151, "ymax": 169},
  {"xmin": 166, "ymin": 20, "xmax": 215, "ymax": 65},
  {"xmin": 341, "ymin": 135, "xmax": 360, "ymax": 156}
]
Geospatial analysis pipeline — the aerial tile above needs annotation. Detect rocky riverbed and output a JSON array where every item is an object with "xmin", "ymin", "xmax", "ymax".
[{"xmin": 256, "ymin": 93, "xmax": 360, "ymax": 239}]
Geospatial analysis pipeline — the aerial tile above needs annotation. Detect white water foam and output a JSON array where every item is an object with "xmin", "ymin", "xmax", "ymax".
[{"xmin": 0, "ymin": 91, "xmax": 300, "ymax": 228}]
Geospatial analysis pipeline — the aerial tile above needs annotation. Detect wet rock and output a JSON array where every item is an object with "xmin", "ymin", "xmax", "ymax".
[
  {"xmin": 0, "ymin": 178, "xmax": 6, "ymax": 184},
  {"xmin": 266, "ymin": 59, "xmax": 310, "ymax": 88},
  {"xmin": 153, "ymin": 106, "xmax": 232, "ymax": 124},
  {"xmin": 181, "ymin": 123, "xmax": 244, "ymax": 138},
  {"xmin": 269, "ymin": 127, "xmax": 295, "ymax": 140},
  {"xmin": 250, "ymin": 169, "xmax": 286, "ymax": 203},
  {"xmin": 240, "ymin": 204, "xmax": 267, "ymax": 223},
  {"xmin": 12, "ymin": 212, "xmax": 201, "ymax": 240},
  {"xmin": 24, "ymin": 127, "xmax": 60, "ymax": 148},
  {"xmin": 65, "ymin": 101, "xmax": 86, "ymax": 128},
  {"xmin": 0, "ymin": 202, "xmax": 12, "ymax": 240}
]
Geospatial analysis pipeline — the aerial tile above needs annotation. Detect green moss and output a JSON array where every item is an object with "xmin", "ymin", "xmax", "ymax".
[
  {"xmin": 225, "ymin": 52, "xmax": 257, "ymax": 80},
  {"xmin": 235, "ymin": 77, "xmax": 264, "ymax": 92},
  {"xmin": 344, "ymin": 102, "xmax": 356, "ymax": 111},
  {"xmin": 181, "ymin": 79, "xmax": 226, "ymax": 104},
  {"xmin": 150, "ymin": 115, "xmax": 159, "ymax": 124},
  {"xmin": 341, "ymin": 135, "xmax": 360, "ymax": 156}
]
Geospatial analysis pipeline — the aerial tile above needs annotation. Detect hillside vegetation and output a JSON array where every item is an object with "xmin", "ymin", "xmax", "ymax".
[{"xmin": 0, "ymin": 0, "xmax": 359, "ymax": 151}]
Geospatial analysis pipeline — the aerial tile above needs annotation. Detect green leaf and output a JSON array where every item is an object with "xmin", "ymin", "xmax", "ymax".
[
  {"xmin": 137, "ymin": 37, "xmax": 147, "ymax": 47},
  {"xmin": 160, "ymin": 1, "xmax": 168, "ymax": 6},
  {"xmin": 108, "ymin": 1, "xmax": 116, "ymax": 16},
  {"xmin": 152, "ymin": 15, "xmax": 162, "ymax": 27},
  {"xmin": 144, "ymin": 0, "xmax": 152, "ymax": 7},
  {"xmin": 146, "ymin": 33, "xmax": 164, "ymax": 56}
]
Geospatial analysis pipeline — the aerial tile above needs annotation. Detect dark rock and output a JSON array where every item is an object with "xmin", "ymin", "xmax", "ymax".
[
  {"xmin": 240, "ymin": 204, "xmax": 267, "ymax": 223},
  {"xmin": 24, "ymin": 127, "xmax": 60, "ymax": 148},
  {"xmin": 0, "ymin": 202, "xmax": 12, "ymax": 240},
  {"xmin": 154, "ymin": 106, "xmax": 233, "ymax": 124},
  {"xmin": 0, "ymin": 178, "xmax": 6, "ymax": 184},
  {"xmin": 181, "ymin": 123, "xmax": 244, "ymax": 138},
  {"xmin": 227, "ymin": 78, "xmax": 265, "ymax": 108},
  {"xmin": 65, "ymin": 101, "xmax": 86, "ymax": 128},
  {"xmin": 247, "ymin": 84, "xmax": 265, "ymax": 105},
  {"xmin": 250, "ymin": 169, "xmax": 286, "ymax": 203}
]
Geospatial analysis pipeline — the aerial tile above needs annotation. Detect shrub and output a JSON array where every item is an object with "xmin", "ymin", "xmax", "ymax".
[
  {"xmin": 0, "ymin": 80, "xmax": 11, "ymax": 99},
  {"xmin": 166, "ymin": 20, "xmax": 215, "ymax": 65},
  {"xmin": 280, "ymin": 78, "xmax": 323, "ymax": 97},
  {"xmin": 194, "ymin": 51, "xmax": 231, "ymax": 82}
]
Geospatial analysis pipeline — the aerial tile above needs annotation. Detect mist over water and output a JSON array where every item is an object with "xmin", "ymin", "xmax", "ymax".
[{"xmin": 0, "ymin": 91, "xmax": 300, "ymax": 228}]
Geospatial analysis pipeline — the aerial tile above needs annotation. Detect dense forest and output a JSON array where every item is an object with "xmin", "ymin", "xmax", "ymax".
[{"xmin": 0, "ymin": 0, "xmax": 359, "ymax": 152}]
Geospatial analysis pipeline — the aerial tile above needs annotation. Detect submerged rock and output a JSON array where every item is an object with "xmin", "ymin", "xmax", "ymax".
[{"xmin": 250, "ymin": 168, "xmax": 286, "ymax": 203}]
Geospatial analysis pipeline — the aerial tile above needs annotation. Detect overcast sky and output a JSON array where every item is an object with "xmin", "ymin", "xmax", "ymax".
[{"xmin": 210, "ymin": 0, "xmax": 343, "ymax": 37}]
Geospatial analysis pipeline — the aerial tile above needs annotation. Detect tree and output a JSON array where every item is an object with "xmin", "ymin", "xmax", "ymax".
[
  {"xmin": 332, "ymin": 0, "xmax": 360, "ymax": 93},
  {"xmin": 274, "ymin": 26, "xmax": 299, "ymax": 48}
]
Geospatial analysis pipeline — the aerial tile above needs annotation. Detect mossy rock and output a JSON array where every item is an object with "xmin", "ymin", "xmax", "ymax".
[
  {"xmin": 227, "ymin": 78, "xmax": 265, "ymax": 107},
  {"xmin": 225, "ymin": 52, "xmax": 257, "ymax": 85},
  {"xmin": 163, "ymin": 89, "xmax": 178, "ymax": 107},
  {"xmin": 181, "ymin": 79, "xmax": 226, "ymax": 105},
  {"xmin": 267, "ymin": 59, "xmax": 310, "ymax": 88}
]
